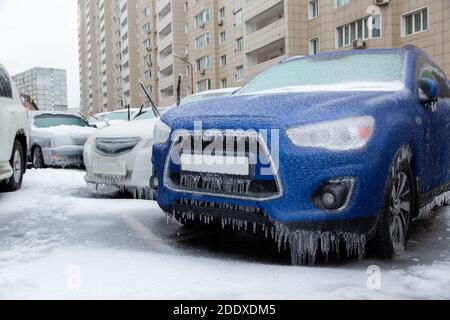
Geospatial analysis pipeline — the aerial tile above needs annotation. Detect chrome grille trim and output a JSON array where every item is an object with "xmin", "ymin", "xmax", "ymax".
[
  {"xmin": 163, "ymin": 130, "xmax": 283, "ymax": 201},
  {"xmin": 95, "ymin": 137, "xmax": 141, "ymax": 155}
]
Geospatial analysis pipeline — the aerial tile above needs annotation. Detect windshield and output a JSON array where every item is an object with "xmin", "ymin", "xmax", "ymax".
[
  {"xmin": 181, "ymin": 91, "xmax": 232, "ymax": 105},
  {"xmin": 134, "ymin": 110, "xmax": 157, "ymax": 121},
  {"xmin": 34, "ymin": 114, "xmax": 90, "ymax": 128},
  {"xmin": 100, "ymin": 111, "xmax": 130, "ymax": 121},
  {"xmin": 239, "ymin": 53, "xmax": 405, "ymax": 95}
]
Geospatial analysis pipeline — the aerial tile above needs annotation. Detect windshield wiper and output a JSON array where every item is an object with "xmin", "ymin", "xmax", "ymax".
[{"xmin": 140, "ymin": 81, "xmax": 161, "ymax": 118}]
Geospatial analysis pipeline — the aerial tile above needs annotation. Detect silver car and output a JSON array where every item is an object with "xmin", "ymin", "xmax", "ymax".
[{"xmin": 29, "ymin": 111, "xmax": 97, "ymax": 168}]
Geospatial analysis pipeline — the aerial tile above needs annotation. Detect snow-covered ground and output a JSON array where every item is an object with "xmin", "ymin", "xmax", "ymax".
[{"xmin": 0, "ymin": 169, "xmax": 449, "ymax": 299}]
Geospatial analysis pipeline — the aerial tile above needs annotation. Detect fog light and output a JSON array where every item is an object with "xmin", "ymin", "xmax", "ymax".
[
  {"xmin": 313, "ymin": 179, "xmax": 354, "ymax": 211},
  {"xmin": 150, "ymin": 175, "xmax": 159, "ymax": 190}
]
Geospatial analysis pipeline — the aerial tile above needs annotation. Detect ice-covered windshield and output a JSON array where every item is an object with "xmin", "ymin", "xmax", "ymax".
[
  {"xmin": 238, "ymin": 53, "xmax": 405, "ymax": 95},
  {"xmin": 99, "ymin": 111, "xmax": 130, "ymax": 121},
  {"xmin": 134, "ymin": 111, "xmax": 157, "ymax": 120},
  {"xmin": 34, "ymin": 114, "xmax": 90, "ymax": 128},
  {"xmin": 182, "ymin": 91, "xmax": 233, "ymax": 105}
]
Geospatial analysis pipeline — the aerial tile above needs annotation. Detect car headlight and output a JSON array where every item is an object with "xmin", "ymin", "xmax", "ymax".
[
  {"xmin": 50, "ymin": 137, "xmax": 74, "ymax": 147},
  {"xmin": 286, "ymin": 116, "xmax": 375, "ymax": 151},
  {"xmin": 153, "ymin": 119, "xmax": 171, "ymax": 145}
]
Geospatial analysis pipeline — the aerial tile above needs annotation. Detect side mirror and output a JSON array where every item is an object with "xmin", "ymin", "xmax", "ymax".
[{"xmin": 418, "ymin": 78, "xmax": 440, "ymax": 105}]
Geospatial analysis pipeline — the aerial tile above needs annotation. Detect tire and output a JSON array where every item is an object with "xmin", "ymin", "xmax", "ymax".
[
  {"xmin": 1, "ymin": 139, "xmax": 25, "ymax": 192},
  {"xmin": 32, "ymin": 146, "xmax": 46, "ymax": 169},
  {"xmin": 373, "ymin": 153, "xmax": 416, "ymax": 259}
]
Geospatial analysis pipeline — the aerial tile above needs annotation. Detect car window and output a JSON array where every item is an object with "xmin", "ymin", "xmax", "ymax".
[
  {"xmin": 102, "ymin": 111, "xmax": 130, "ymax": 121},
  {"xmin": 134, "ymin": 110, "xmax": 156, "ymax": 121},
  {"xmin": 239, "ymin": 53, "xmax": 405, "ymax": 94},
  {"xmin": 34, "ymin": 114, "xmax": 90, "ymax": 128},
  {"xmin": 0, "ymin": 68, "xmax": 13, "ymax": 98}
]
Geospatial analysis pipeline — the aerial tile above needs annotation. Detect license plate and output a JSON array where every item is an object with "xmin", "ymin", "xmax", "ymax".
[
  {"xmin": 180, "ymin": 154, "xmax": 249, "ymax": 176},
  {"xmin": 93, "ymin": 159, "xmax": 126, "ymax": 176}
]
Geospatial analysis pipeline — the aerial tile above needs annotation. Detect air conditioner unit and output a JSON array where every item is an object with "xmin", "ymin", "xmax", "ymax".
[
  {"xmin": 218, "ymin": 19, "xmax": 224, "ymax": 26},
  {"xmin": 353, "ymin": 39, "xmax": 366, "ymax": 49},
  {"xmin": 199, "ymin": 22, "xmax": 205, "ymax": 29},
  {"xmin": 147, "ymin": 62, "xmax": 152, "ymax": 67},
  {"xmin": 184, "ymin": 53, "xmax": 190, "ymax": 59},
  {"xmin": 374, "ymin": 0, "xmax": 390, "ymax": 6},
  {"xmin": 200, "ymin": 69, "xmax": 206, "ymax": 76},
  {"xmin": 147, "ymin": 47, "xmax": 152, "ymax": 51}
]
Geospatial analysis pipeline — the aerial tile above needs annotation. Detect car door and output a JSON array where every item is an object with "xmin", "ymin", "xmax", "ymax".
[{"xmin": 416, "ymin": 61, "xmax": 450, "ymax": 190}]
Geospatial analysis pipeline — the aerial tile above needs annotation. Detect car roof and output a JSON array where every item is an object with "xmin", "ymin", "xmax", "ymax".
[{"xmin": 94, "ymin": 108, "xmax": 140, "ymax": 117}]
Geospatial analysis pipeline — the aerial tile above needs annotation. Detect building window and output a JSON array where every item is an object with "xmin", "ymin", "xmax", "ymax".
[
  {"xmin": 195, "ymin": 32, "xmax": 210, "ymax": 49},
  {"xmin": 308, "ymin": 0, "xmax": 319, "ymax": 19},
  {"xmin": 236, "ymin": 37, "xmax": 243, "ymax": 54},
  {"xmin": 235, "ymin": 65, "xmax": 244, "ymax": 82},
  {"xmin": 194, "ymin": 9, "xmax": 210, "ymax": 28},
  {"xmin": 219, "ymin": 7, "xmax": 225, "ymax": 19},
  {"xmin": 220, "ymin": 78, "xmax": 228, "ymax": 88},
  {"xmin": 402, "ymin": 7, "xmax": 428, "ymax": 37},
  {"xmin": 143, "ymin": 7, "xmax": 151, "ymax": 16},
  {"xmin": 196, "ymin": 79, "xmax": 211, "ymax": 93},
  {"xmin": 143, "ymin": 38, "xmax": 152, "ymax": 50},
  {"xmin": 220, "ymin": 54, "xmax": 227, "ymax": 67},
  {"xmin": 309, "ymin": 37, "xmax": 319, "ymax": 55},
  {"xmin": 335, "ymin": 0, "xmax": 351, "ymax": 8},
  {"xmin": 219, "ymin": 31, "xmax": 226, "ymax": 43},
  {"xmin": 143, "ymin": 23, "xmax": 151, "ymax": 33},
  {"xmin": 336, "ymin": 15, "xmax": 381, "ymax": 48},
  {"xmin": 196, "ymin": 56, "xmax": 212, "ymax": 71},
  {"xmin": 144, "ymin": 70, "xmax": 151, "ymax": 80},
  {"xmin": 234, "ymin": 9, "xmax": 242, "ymax": 26}
]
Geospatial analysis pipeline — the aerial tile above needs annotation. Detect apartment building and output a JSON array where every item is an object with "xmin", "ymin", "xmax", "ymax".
[
  {"xmin": 79, "ymin": 0, "xmax": 450, "ymax": 113},
  {"xmin": 13, "ymin": 67, "xmax": 68, "ymax": 111}
]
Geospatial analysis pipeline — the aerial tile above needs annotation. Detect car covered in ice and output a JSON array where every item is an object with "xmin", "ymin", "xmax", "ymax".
[
  {"xmin": 29, "ymin": 111, "xmax": 97, "ymax": 168},
  {"xmin": 0, "ymin": 63, "xmax": 28, "ymax": 192},
  {"xmin": 83, "ymin": 88, "xmax": 239, "ymax": 199},
  {"xmin": 83, "ymin": 110, "xmax": 159, "ymax": 199},
  {"xmin": 151, "ymin": 45, "xmax": 450, "ymax": 264},
  {"xmin": 88, "ymin": 109, "xmax": 139, "ymax": 129}
]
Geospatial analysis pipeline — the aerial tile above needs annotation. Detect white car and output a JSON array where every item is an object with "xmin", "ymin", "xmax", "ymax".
[
  {"xmin": 29, "ymin": 111, "xmax": 97, "ymax": 168},
  {"xmin": 88, "ymin": 109, "xmax": 139, "ymax": 129},
  {"xmin": 84, "ymin": 88, "xmax": 239, "ymax": 200},
  {"xmin": 0, "ymin": 64, "xmax": 28, "ymax": 192},
  {"xmin": 84, "ymin": 111, "xmax": 159, "ymax": 199}
]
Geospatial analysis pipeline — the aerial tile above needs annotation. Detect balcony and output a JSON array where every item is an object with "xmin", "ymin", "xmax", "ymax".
[
  {"xmin": 245, "ymin": 0, "xmax": 284, "ymax": 35},
  {"xmin": 245, "ymin": 16, "xmax": 285, "ymax": 54},
  {"xmin": 246, "ymin": 37, "xmax": 285, "ymax": 67}
]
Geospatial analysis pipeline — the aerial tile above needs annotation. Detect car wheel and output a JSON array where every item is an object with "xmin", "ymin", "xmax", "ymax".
[
  {"xmin": 32, "ymin": 146, "xmax": 46, "ymax": 169},
  {"xmin": 1, "ymin": 139, "xmax": 25, "ymax": 192},
  {"xmin": 374, "ymin": 152, "xmax": 415, "ymax": 259}
]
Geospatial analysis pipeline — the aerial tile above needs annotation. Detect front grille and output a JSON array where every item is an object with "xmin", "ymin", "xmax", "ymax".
[
  {"xmin": 164, "ymin": 131, "xmax": 281, "ymax": 200},
  {"xmin": 96, "ymin": 137, "xmax": 140, "ymax": 155}
]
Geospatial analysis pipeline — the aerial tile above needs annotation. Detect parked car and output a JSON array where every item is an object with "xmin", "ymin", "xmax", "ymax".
[
  {"xmin": 0, "ymin": 64, "xmax": 28, "ymax": 192},
  {"xmin": 88, "ymin": 109, "xmax": 139, "ymax": 129},
  {"xmin": 29, "ymin": 111, "xmax": 97, "ymax": 168},
  {"xmin": 83, "ymin": 89, "xmax": 238, "ymax": 199},
  {"xmin": 151, "ymin": 45, "xmax": 450, "ymax": 264}
]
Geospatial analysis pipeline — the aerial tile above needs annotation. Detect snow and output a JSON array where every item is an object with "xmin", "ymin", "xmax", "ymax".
[
  {"xmin": 33, "ymin": 125, "xmax": 97, "ymax": 137},
  {"xmin": 0, "ymin": 169, "xmax": 449, "ymax": 299}
]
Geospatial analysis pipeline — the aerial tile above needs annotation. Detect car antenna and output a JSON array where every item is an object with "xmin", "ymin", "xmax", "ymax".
[
  {"xmin": 139, "ymin": 81, "xmax": 161, "ymax": 118},
  {"xmin": 176, "ymin": 74, "xmax": 183, "ymax": 107}
]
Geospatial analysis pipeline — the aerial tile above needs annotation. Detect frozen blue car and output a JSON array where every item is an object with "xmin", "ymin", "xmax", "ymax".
[{"xmin": 151, "ymin": 45, "xmax": 450, "ymax": 264}]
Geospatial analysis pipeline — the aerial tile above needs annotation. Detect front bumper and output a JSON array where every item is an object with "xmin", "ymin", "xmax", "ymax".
[
  {"xmin": 152, "ymin": 127, "xmax": 395, "ymax": 236},
  {"xmin": 42, "ymin": 146, "xmax": 84, "ymax": 167},
  {"xmin": 84, "ymin": 142, "xmax": 153, "ymax": 198}
]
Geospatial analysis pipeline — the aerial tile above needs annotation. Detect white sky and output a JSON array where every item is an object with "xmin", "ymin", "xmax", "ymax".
[{"xmin": 0, "ymin": 0, "xmax": 79, "ymax": 109}]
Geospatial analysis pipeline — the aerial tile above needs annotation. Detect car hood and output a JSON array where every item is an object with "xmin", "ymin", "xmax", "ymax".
[
  {"xmin": 32, "ymin": 125, "xmax": 97, "ymax": 138},
  {"xmin": 162, "ymin": 89, "xmax": 411, "ymax": 129},
  {"xmin": 95, "ymin": 118, "xmax": 159, "ymax": 140}
]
